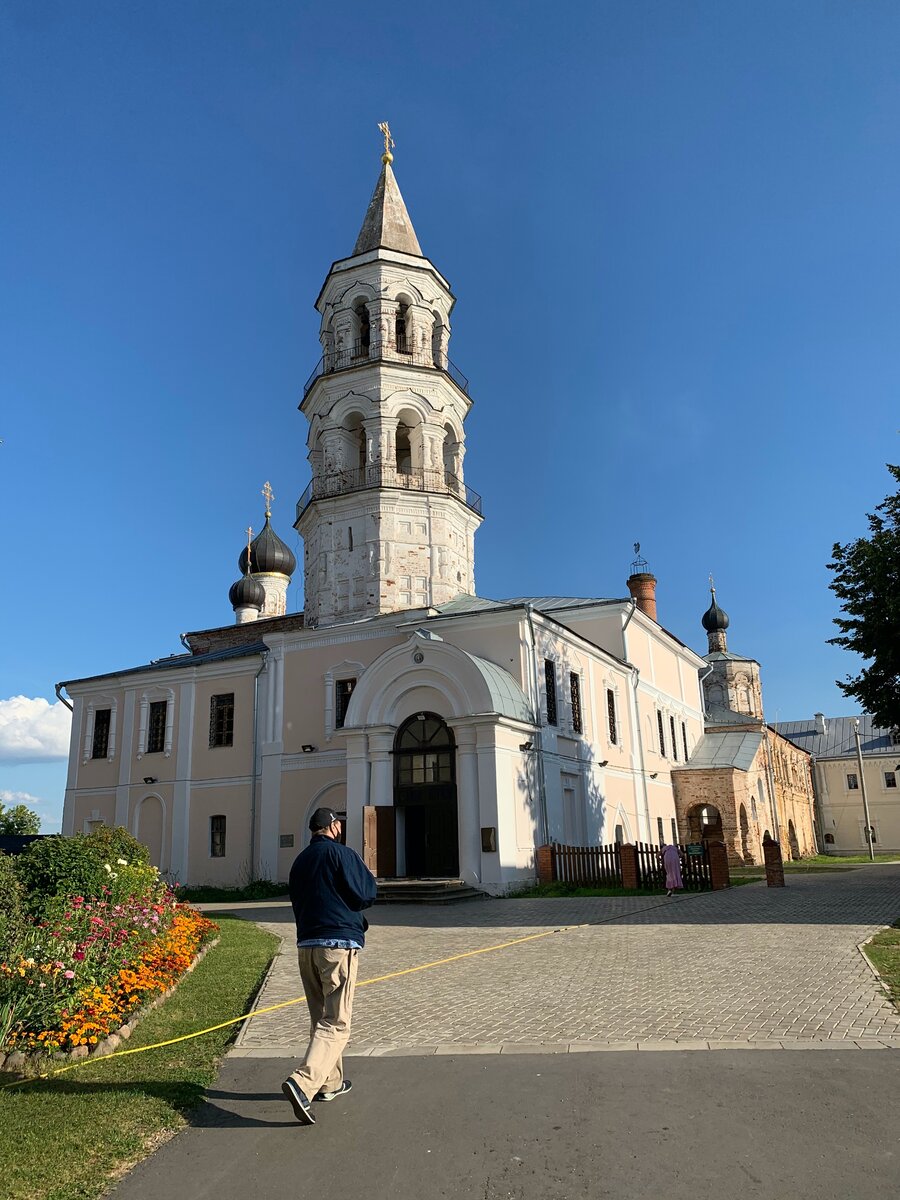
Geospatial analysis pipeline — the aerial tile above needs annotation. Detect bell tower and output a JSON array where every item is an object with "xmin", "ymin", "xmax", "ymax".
[{"xmin": 295, "ymin": 127, "xmax": 483, "ymax": 628}]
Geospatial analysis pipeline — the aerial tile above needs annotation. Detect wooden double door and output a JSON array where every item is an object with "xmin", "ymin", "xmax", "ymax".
[{"xmin": 363, "ymin": 713, "xmax": 460, "ymax": 878}]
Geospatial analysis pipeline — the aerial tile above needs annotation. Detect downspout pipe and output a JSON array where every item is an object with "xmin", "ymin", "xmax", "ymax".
[
  {"xmin": 525, "ymin": 605, "xmax": 549, "ymax": 846},
  {"xmin": 55, "ymin": 682, "xmax": 73, "ymax": 712},
  {"xmin": 249, "ymin": 650, "xmax": 269, "ymax": 882},
  {"xmin": 622, "ymin": 599, "xmax": 652, "ymax": 842}
]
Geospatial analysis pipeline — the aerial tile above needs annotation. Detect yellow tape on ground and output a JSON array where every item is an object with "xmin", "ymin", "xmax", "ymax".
[{"xmin": 0, "ymin": 922, "xmax": 589, "ymax": 1091}]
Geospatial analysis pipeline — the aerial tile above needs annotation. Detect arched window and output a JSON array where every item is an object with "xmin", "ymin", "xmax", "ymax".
[
  {"xmin": 395, "ymin": 423, "xmax": 412, "ymax": 475},
  {"xmin": 353, "ymin": 301, "xmax": 370, "ymax": 357},
  {"xmin": 394, "ymin": 713, "xmax": 455, "ymax": 786},
  {"xmin": 395, "ymin": 300, "xmax": 410, "ymax": 353},
  {"xmin": 431, "ymin": 310, "xmax": 444, "ymax": 365}
]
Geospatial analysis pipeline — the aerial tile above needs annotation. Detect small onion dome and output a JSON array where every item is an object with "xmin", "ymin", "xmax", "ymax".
[
  {"xmin": 238, "ymin": 514, "xmax": 296, "ymax": 578},
  {"xmin": 701, "ymin": 588, "xmax": 730, "ymax": 633},
  {"xmin": 229, "ymin": 573, "xmax": 265, "ymax": 611}
]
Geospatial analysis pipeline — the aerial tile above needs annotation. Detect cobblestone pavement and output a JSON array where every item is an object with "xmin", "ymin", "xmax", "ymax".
[{"xmin": 214, "ymin": 866, "xmax": 900, "ymax": 1054}]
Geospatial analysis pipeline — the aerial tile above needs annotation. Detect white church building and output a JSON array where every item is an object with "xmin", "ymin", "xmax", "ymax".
[{"xmin": 60, "ymin": 140, "xmax": 708, "ymax": 893}]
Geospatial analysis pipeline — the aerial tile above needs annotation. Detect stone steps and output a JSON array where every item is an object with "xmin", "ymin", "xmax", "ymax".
[{"xmin": 375, "ymin": 878, "xmax": 486, "ymax": 905}]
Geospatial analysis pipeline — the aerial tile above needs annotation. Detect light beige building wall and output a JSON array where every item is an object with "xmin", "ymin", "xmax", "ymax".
[{"xmin": 815, "ymin": 755, "xmax": 900, "ymax": 853}]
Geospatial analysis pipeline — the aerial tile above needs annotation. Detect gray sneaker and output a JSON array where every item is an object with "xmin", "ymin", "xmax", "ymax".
[
  {"xmin": 314, "ymin": 1080, "xmax": 352, "ymax": 1102},
  {"xmin": 282, "ymin": 1077, "xmax": 316, "ymax": 1124}
]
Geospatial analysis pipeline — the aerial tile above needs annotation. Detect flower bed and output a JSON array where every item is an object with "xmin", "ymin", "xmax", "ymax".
[{"xmin": 0, "ymin": 833, "xmax": 218, "ymax": 1063}]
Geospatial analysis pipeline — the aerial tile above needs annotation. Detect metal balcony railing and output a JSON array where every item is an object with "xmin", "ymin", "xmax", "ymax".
[
  {"xmin": 302, "ymin": 339, "xmax": 470, "ymax": 400},
  {"xmin": 296, "ymin": 465, "xmax": 483, "ymax": 520}
]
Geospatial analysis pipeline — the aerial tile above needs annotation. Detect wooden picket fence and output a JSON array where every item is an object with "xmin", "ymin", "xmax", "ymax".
[
  {"xmin": 634, "ymin": 840, "xmax": 713, "ymax": 892},
  {"xmin": 552, "ymin": 841, "xmax": 622, "ymax": 887}
]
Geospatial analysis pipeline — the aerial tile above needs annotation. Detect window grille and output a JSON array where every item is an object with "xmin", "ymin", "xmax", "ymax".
[
  {"xmin": 91, "ymin": 709, "xmax": 111, "ymax": 759},
  {"xmin": 545, "ymin": 660, "xmax": 557, "ymax": 727},
  {"xmin": 847, "ymin": 773, "xmax": 859, "ymax": 790},
  {"xmin": 335, "ymin": 678, "xmax": 357, "ymax": 729},
  {"xmin": 209, "ymin": 694, "xmax": 235, "ymax": 748},
  {"xmin": 682, "ymin": 722, "xmax": 689, "ymax": 762},
  {"xmin": 885, "ymin": 772, "xmax": 897, "ymax": 789},
  {"xmin": 570, "ymin": 673, "xmax": 583, "ymax": 735},
  {"xmin": 210, "ymin": 815, "xmax": 226, "ymax": 858},
  {"xmin": 670, "ymin": 715, "xmax": 678, "ymax": 762},
  {"xmin": 606, "ymin": 689, "xmax": 618, "ymax": 745},
  {"xmin": 147, "ymin": 701, "xmax": 167, "ymax": 754},
  {"xmin": 656, "ymin": 710, "xmax": 666, "ymax": 757}
]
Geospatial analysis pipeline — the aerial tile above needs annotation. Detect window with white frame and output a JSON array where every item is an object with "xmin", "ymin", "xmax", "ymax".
[
  {"xmin": 81, "ymin": 697, "xmax": 118, "ymax": 763},
  {"xmin": 209, "ymin": 694, "xmax": 235, "ymax": 748},
  {"xmin": 137, "ymin": 688, "xmax": 175, "ymax": 759},
  {"xmin": 670, "ymin": 715, "xmax": 678, "ymax": 762},
  {"xmin": 335, "ymin": 678, "xmax": 357, "ymax": 729},
  {"xmin": 847, "ymin": 772, "xmax": 859, "ymax": 790},
  {"xmin": 147, "ymin": 701, "xmax": 167, "ymax": 754},
  {"xmin": 681, "ymin": 721, "xmax": 689, "ymax": 762},
  {"xmin": 606, "ymin": 688, "xmax": 617, "ymax": 746},
  {"xmin": 656, "ymin": 709, "xmax": 667, "ymax": 757},
  {"xmin": 858, "ymin": 819, "xmax": 878, "ymax": 846},
  {"xmin": 885, "ymin": 771, "xmax": 897, "ymax": 789},
  {"xmin": 569, "ymin": 673, "xmax": 583, "ymax": 735},
  {"xmin": 545, "ymin": 660, "xmax": 558, "ymax": 727},
  {"xmin": 210, "ymin": 815, "xmax": 226, "ymax": 858}
]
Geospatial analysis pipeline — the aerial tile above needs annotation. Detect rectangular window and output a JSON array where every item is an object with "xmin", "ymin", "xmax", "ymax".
[
  {"xmin": 91, "ymin": 708, "xmax": 111, "ymax": 759},
  {"xmin": 671, "ymin": 817, "xmax": 678, "ymax": 844},
  {"xmin": 657, "ymin": 710, "xmax": 667, "ymax": 757},
  {"xmin": 615, "ymin": 823, "xmax": 624, "ymax": 845},
  {"xmin": 335, "ymin": 678, "xmax": 357, "ymax": 729},
  {"xmin": 147, "ymin": 701, "xmax": 167, "ymax": 754},
  {"xmin": 682, "ymin": 722, "xmax": 689, "ymax": 762},
  {"xmin": 670, "ymin": 716, "xmax": 678, "ymax": 762},
  {"xmin": 657, "ymin": 816, "xmax": 665, "ymax": 845},
  {"xmin": 545, "ymin": 660, "xmax": 557, "ymax": 726},
  {"xmin": 847, "ymin": 772, "xmax": 859, "ymax": 790},
  {"xmin": 570, "ymin": 673, "xmax": 583, "ymax": 735},
  {"xmin": 210, "ymin": 815, "xmax": 226, "ymax": 858},
  {"xmin": 209, "ymin": 693, "xmax": 235, "ymax": 748},
  {"xmin": 885, "ymin": 771, "xmax": 897, "ymax": 789},
  {"xmin": 606, "ymin": 689, "xmax": 618, "ymax": 746}
]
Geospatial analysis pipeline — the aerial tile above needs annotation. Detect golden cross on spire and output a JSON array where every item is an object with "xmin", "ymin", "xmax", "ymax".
[
  {"xmin": 378, "ymin": 121, "xmax": 394, "ymax": 164},
  {"xmin": 261, "ymin": 481, "xmax": 274, "ymax": 517},
  {"xmin": 709, "ymin": 572, "xmax": 715, "ymax": 592},
  {"xmin": 246, "ymin": 526, "xmax": 254, "ymax": 573}
]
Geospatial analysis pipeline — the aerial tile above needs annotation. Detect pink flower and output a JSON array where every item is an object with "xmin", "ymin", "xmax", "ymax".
[{"xmin": 64, "ymin": 970, "xmax": 75, "ymax": 979}]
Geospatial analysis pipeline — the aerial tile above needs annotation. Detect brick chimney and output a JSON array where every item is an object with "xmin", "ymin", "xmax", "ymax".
[{"xmin": 627, "ymin": 572, "xmax": 658, "ymax": 622}]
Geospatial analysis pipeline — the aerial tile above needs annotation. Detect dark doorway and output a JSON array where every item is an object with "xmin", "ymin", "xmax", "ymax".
[{"xmin": 394, "ymin": 713, "xmax": 458, "ymax": 876}]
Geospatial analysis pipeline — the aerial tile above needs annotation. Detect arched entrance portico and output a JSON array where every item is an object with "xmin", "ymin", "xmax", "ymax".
[
  {"xmin": 394, "ymin": 713, "xmax": 458, "ymax": 876},
  {"xmin": 687, "ymin": 803, "xmax": 723, "ymax": 843}
]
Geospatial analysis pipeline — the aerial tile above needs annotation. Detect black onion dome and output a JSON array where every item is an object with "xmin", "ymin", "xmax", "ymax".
[
  {"xmin": 238, "ymin": 515, "xmax": 296, "ymax": 577},
  {"xmin": 701, "ymin": 588, "xmax": 730, "ymax": 633},
  {"xmin": 229, "ymin": 573, "xmax": 265, "ymax": 610}
]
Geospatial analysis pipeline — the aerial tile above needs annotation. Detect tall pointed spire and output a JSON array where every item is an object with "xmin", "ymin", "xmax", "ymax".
[{"xmin": 352, "ymin": 125, "xmax": 423, "ymax": 256}]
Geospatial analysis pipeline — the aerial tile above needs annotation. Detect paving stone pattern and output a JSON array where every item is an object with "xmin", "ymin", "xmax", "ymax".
[{"xmin": 226, "ymin": 867, "xmax": 900, "ymax": 1053}]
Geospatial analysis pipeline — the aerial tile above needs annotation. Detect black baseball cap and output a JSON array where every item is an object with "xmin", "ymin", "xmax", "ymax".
[{"xmin": 309, "ymin": 807, "xmax": 339, "ymax": 831}]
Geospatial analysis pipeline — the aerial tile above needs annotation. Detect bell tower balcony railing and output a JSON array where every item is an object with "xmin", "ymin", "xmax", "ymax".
[
  {"xmin": 296, "ymin": 465, "xmax": 483, "ymax": 520},
  {"xmin": 303, "ymin": 338, "xmax": 469, "ymax": 400}
]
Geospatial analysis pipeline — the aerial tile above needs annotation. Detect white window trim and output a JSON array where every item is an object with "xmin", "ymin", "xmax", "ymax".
[
  {"xmin": 883, "ymin": 770, "xmax": 897, "ymax": 791},
  {"xmin": 324, "ymin": 660, "xmax": 364, "ymax": 740},
  {"xmin": 604, "ymin": 682, "xmax": 620, "ymax": 748},
  {"xmin": 566, "ymin": 666, "xmax": 586, "ymax": 736},
  {"xmin": 81, "ymin": 695, "xmax": 118, "ymax": 764},
  {"xmin": 136, "ymin": 686, "xmax": 176, "ymax": 759}
]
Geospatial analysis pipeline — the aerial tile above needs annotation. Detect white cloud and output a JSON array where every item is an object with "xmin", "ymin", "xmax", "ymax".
[
  {"xmin": 0, "ymin": 696, "xmax": 72, "ymax": 763},
  {"xmin": 0, "ymin": 788, "xmax": 59, "ymax": 832}
]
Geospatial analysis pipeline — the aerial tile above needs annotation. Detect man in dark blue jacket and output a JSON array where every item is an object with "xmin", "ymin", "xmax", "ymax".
[{"xmin": 282, "ymin": 807, "xmax": 378, "ymax": 1126}]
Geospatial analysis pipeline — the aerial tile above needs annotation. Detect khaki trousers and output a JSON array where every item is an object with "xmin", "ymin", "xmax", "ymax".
[{"xmin": 288, "ymin": 946, "xmax": 359, "ymax": 1101}]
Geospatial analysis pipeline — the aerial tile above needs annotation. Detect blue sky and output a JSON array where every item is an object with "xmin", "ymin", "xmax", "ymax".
[{"xmin": 2, "ymin": 1, "xmax": 898, "ymax": 830}]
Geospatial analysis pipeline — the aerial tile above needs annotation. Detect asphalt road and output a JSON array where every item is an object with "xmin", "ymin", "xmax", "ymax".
[{"xmin": 111, "ymin": 1049, "xmax": 899, "ymax": 1199}]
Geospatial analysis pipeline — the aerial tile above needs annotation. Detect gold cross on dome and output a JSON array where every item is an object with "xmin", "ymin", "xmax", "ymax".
[
  {"xmin": 709, "ymin": 573, "xmax": 715, "ymax": 591},
  {"xmin": 378, "ymin": 121, "xmax": 394, "ymax": 163},
  {"xmin": 261, "ymin": 481, "xmax": 274, "ymax": 516},
  {"xmin": 246, "ymin": 527, "xmax": 254, "ymax": 572}
]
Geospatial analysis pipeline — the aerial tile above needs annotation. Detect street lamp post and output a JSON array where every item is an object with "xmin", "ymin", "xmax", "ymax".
[{"xmin": 852, "ymin": 718, "xmax": 875, "ymax": 862}]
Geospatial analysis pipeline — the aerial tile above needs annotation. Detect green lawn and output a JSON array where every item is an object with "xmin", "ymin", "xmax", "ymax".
[
  {"xmin": 863, "ymin": 922, "xmax": 900, "ymax": 1011},
  {"xmin": 0, "ymin": 915, "xmax": 278, "ymax": 1200},
  {"xmin": 175, "ymin": 880, "xmax": 288, "ymax": 903}
]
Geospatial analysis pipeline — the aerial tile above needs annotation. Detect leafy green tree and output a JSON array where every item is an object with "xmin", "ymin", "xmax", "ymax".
[
  {"xmin": 0, "ymin": 802, "xmax": 41, "ymax": 836},
  {"xmin": 828, "ymin": 464, "xmax": 900, "ymax": 728}
]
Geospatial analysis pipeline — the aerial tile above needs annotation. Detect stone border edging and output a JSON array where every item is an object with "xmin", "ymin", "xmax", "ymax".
[
  {"xmin": 233, "ymin": 929, "xmax": 288, "ymax": 1048},
  {"xmin": 227, "ymin": 1037, "xmax": 900, "ymax": 1058},
  {"xmin": 0, "ymin": 935, "xmax": 220, "ymax": 1077}
]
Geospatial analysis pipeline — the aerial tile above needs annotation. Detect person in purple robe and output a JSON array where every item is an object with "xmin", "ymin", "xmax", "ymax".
[{"xmin": 661, "ymin": 843, "xmax": 683, "ymax": 896}]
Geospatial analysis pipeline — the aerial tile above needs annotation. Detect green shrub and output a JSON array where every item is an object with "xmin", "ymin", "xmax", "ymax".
[
  {"xmin": 0, "ymin": 852, "xmax": 26, "ymax": 957},
  {"xmin": 15, "ymin": 827, "xmax": 152, "ymax": 912}
]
